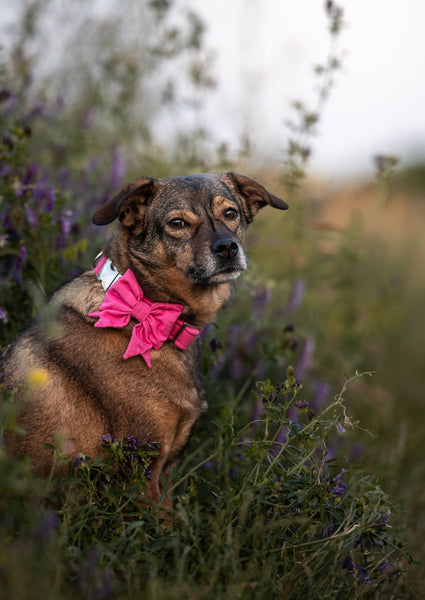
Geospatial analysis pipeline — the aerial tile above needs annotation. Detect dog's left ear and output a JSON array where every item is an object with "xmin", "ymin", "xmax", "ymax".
[
  {"xmin": 222, "ymin": 173, "xmax": 288, "ymax": 223},
  {"xmin": 92, "ymin": 177, "xmax": 159, "ymax": 227}
]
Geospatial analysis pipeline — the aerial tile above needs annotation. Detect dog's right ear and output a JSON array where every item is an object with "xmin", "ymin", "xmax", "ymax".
[{"xmin": 92, "ymin": 177, "xmax": 159, "ymax": 227}]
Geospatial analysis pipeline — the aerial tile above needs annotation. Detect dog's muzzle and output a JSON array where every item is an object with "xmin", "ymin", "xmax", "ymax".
[
  {"xmin": 196, "ymin": 236, "xmax": 246, "ymax": 284},
  {"xmin": 211, "ymin": 237, "xmax": 239, "ymax": 260}
]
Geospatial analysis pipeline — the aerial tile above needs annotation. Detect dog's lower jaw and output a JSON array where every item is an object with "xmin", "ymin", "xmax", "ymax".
[{"xmin": 187, "ymin": 266, "xmax": 245, "ymax": 286}]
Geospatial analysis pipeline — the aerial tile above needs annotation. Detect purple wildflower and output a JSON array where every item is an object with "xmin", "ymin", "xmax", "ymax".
[
  {"xmin": 13, "ymin": 245, "xmax": 28, "ymax": 286},
  {"xmin": 209, "ymin": 338, "xmax": 222, "ymax": 351},
  {"xmin": 13, "ymin": 178, "xmax": 23, "ymax": 197},
  {"xmin": 289, "ymin": 418, "xmax": 302, "ymax": 433},
  {"xmin": 80, "ymin": 107, "xmax": 96, "ymax": 129},
  {"xmin": 84, "ymin": 157, "xmax": 101, "ymax": 176},
  {"xmin": 311, "ymin": 380, "xmax": 330, "ymax": 410},
  {"xmin": 252, "ymin": 399, "xmax": 264, "ymax": 422},
  {"xmin": 245, "ymin": 331, "xmax": 259, "ymax": 354},
  {"xmin": 58, "ymin": 167, "xmax": 70, "ymax": 189},
  {"xmin": 200, "ymin": 323, "xmax": 213, "ymax": 340},
  {"xmin": 357, "ymin": 563, "xmax": 370, "ymax": 584},
  {"xmin": 56, "ymin": 210, "xmax": 74, "ymax": 247},
  {"xmin": 294, "ymin": 336, "xmax": 315, "ymax": 379},
  {"xmin": 0, "ymin": 307, "xmax": 8, "ymax": 324},
  {"xmin": 1, "ymin": 90, "xmax": 18, "ymax": 112},
  {"xmin": 350, "ymin": 443, "xmax": 363, "ymax": 459},
  {"xmin": 270, "ymin": 426, "xmax": 286, "ymax": 456},
  {"xmin": 342, "ymin": 555, "xmax": 354, "ymax": 571},
  {"xmin": 79, "ymin": 548, "xmax": 99, "ymax": 588},
  {"xmin": 2, "ymin": 135, "xmax": 14, "ymax": 150},
  {"xmin": 32, "ymin": 510, "xmax": 60, "ymax": 543},
  {"xmin": 336, "ymin": 422, "xmax": 346, "ymax": 435},
  {"xmin": 25, "ymin": 204, "xmax": 38, "ymax": 228},
  {"xmin": 284, "ymin": 279, "xmax": 305, "ymax": 314},
  {"xmin": 0, "ymin": 89, "xmax": 13, "ymax": 103},
  {"xmin": 23, "ymin": 103, "xmax": 45, "ymax": 122},
  {"xmin": 377, "ymin": 510, "xmax": 391, "ymax": 526},
  {"xmin": 342, "ymin": 556, "xmax": 369, "ymax": 583},
  {"xmin": 252, "ymin": 287, "xmax": 271, "ymax": 314},
  {"xmin": 322, "ymin": 523, "xmax": 334, "ymax": 538},
  {"xmin": 378, "ymin": 558, "xmax": 391, "ymax": 572},
  {"xmin": 331, "ymin": 468, "xmax": 347, "ymax": 499},
  {"xmin": 230, "ymin": 355, "xmax": 245, "ymax": 379},
  {"xmin": 295, "ymin": 399, "xmax": 310, "ymax": 411},
  {"xmin": 287, "ymin": 337, "xmax": 299, "ymax": 351},
  {"xmin": 146, "ymin": 439, "xmax": 161, "ymax": 452},
  {"xmin": 73, "ymin": 454, "xmax": 86, "ymax": 469},
  {"xmin": 101, "ymin": 433, "xmax": 116, "ymax": 447},
  {"xmin": 33, "ymin": 181, "xmax": 56, "ymax": 211},
  {"xmin": 110, "ymin": 145, "xmax": 126, "ymax": 188},
  {"xmin": 23, "ymin": 164, "xmax": 38, "ymax": 185},
  {"xmin": 123, "ymin": 435, "xmax": 140, "ymax": 451}
]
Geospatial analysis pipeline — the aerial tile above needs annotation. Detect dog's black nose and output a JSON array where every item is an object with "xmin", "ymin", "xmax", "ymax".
[{"xmin": 212, "ymin": 238, "xmax": 239, "ymax": 259}]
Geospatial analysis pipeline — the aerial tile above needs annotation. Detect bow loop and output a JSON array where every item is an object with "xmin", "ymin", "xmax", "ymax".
[{"xmin": 89, "ymin": 267, "xmax": 185, "ymax": 367}]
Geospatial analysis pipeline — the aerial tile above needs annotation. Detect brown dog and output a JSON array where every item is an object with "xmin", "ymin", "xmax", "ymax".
[{"xmin": 1, "ymin": 172, "xmax": 287, "ymax": 509}]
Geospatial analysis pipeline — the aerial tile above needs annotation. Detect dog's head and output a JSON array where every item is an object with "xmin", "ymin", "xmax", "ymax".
[{"xmin": 93, "ymin": 173, "xmax": 288, "ymax": 287}]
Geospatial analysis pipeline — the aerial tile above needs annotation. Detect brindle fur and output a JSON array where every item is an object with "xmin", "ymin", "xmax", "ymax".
[{"xmin": 1, "ymin": 172, "xmax": 287, "ymax": 511}]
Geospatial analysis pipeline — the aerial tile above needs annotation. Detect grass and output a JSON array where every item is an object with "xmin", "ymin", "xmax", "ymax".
[{"xmin": 0, "ymin": 370, "xmax": 415, "ymax": 599}]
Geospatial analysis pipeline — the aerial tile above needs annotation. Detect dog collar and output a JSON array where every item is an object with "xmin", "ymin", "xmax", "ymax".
[
  {"xmin": 94, "ymin": 252, "xmax": 122, "ymax": 291},
  {"xmin": 89, "ymin": 253, "xmax": 201, "ymax": 367}
]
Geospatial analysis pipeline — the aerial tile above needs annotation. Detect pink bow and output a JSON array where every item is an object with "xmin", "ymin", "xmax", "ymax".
[{"xmin": 89, "ymin": 268, "xmax": 188, "ymax": 368}]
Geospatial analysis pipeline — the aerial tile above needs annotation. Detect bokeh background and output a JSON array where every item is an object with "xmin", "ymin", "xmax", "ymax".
[{"xmin": 1, "ymin": 0, "xmax": 424, "ymax": 594}]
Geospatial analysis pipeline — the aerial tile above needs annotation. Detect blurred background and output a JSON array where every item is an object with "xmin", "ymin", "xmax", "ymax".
[{"xmin": 1, "ymin": 0, "xmax": 424, "ymax": 592}]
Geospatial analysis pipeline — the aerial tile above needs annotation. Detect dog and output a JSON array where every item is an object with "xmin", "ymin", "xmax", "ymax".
[{"xmin": 1, "ymin": 172, "xmax": 288, "ymax": 511}]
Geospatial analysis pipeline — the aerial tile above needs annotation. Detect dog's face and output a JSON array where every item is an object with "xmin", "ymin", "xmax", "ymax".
[
  {"xmin": 93, "ymin": 172, "xmax": 288, "ymax": 287},
  {"xmin": 150, "ymin": 178, "xmax": 248, "ymax": 285}
]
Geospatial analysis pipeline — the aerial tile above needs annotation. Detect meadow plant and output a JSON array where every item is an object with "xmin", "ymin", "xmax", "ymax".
[
  {"xmin": 282, "ymin": 0, "xmax": 345, "ymax": 193},
  {"xmin": 0, "ymin": 92, "xmax": 126, "ymax": 344},
  {"xmin": 0, "ymin": 369, "xmax": 414, "ymax": 599}
]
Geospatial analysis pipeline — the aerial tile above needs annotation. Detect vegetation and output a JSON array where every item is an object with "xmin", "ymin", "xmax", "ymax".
[{"xmin": 1, "ymin": 1, "xmax": 423, "ymax": 598}]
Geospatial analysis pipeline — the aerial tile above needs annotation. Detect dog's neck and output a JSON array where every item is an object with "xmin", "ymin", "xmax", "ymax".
[{"xmin": 100, "ymin": 244, "xmax": 231, "ymax": 327}]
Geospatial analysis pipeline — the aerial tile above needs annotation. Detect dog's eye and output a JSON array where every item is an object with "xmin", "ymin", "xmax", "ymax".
[
  {"xmin": 168, "ymin": 218, "xmax": 187, "ymax": 229},
  {"xmin": 224, "ymin": 208, "xmax": 239, "ymax": 220}
]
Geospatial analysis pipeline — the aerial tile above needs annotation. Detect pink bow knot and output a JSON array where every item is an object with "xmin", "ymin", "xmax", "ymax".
[{"xmin": 88, "ymin": 261, "xmax": 196, "ymax": 368}]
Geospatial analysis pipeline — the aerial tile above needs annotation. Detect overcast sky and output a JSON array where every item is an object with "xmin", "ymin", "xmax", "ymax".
[{"xmin": 190, "ymin": 0, "xmax": 425, "ymax": 178}]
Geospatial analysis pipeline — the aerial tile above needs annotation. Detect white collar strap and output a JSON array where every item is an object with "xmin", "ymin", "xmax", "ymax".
[{"xmin": 94, "ymin": 253, "xmax": 122, "ymax": 291}]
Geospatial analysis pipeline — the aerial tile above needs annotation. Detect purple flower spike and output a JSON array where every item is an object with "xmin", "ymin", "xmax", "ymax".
[
  {"xmin": 101, "ymin": 433, "xmax": 116, "ymax": 447},
  {"xmin": 33, "ymin": 510, "xmax": 59, "ymax": 543},
  {"xmin": 284, "ymin": 279, "xmax": 305, "ymax": 314},
  {"xmin": 110, "ymin": 145, "xmax": 126, "ymax": 188},
  {"xmin": 294, "ymin": 336, "xmax": 315, "ymax": 379},
  {"xmin": 252, "ymin": 287, "xmax": 271, "ymax": 314},
  {"xmin": 331, "ymin": 468, "xmax": 347, "ymax": 499},
  {"xmin": 25, "ymin": 204, "xmax": 38, "ymax": 228},
  {"xmin": 13, "ymin": 246, "xmax": 28, "ymax": 286},
  {"xmin": 123, "ymin": 435, "xmax": 140, "ymax": 451},
  {"xmin": 74, "ymin": 453, "xmax": 86, "ymax": 468}
]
